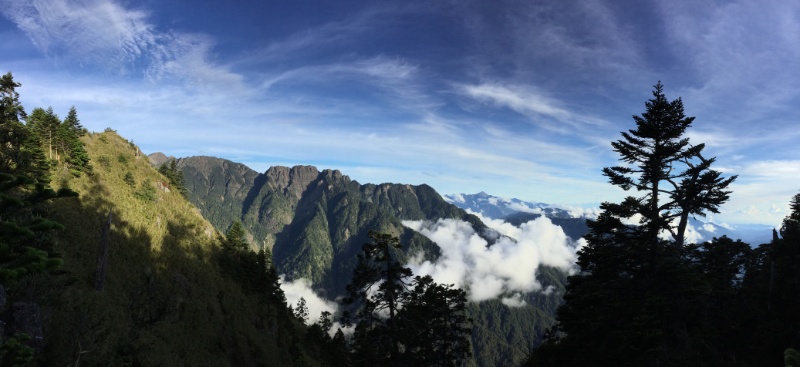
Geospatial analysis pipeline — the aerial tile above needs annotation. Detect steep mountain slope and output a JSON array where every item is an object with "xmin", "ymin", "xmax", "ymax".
[
  {"xmin": 173, "ymin": 156, "xmax": 566, "ymax": 366},
  {"xmin": 176, "ymin": 156, "xmax": 484, "ymax": 293},
  {"xmin": 34, "ymin": 132, "xmax": 316, "ymax": 366}
]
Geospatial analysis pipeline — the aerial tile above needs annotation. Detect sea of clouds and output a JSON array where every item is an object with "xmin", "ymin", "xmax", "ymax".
[
  {"xmin": 403, "ymin": 213, "xmax": 584, "ymax": 306},
  {"xmin": 281, "ymin": 213, "xmax": 585, "ymax": 327}
]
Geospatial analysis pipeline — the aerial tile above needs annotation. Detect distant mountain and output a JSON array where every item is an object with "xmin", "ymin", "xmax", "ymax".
[
  {"xmin": 690, "ymin": 221, "xmax": 773, "ymax": 247},
  {"xmin": 146, "ymin": 151, "xmax": 172, "ymax": 167},
  {"xmin": 448, "ymin": 192, "xmax": 774, "ymax": 245},
  {"xmin": 174, "ymin": 156, "xmax": 486, "ymax": 292},
  {"xmin": 170, "ymin": 156, "xmax": 568, "ymax": 367},
  {"xmin": 443, "ymin": 192, "xmax": 572, "ymax": 219}
]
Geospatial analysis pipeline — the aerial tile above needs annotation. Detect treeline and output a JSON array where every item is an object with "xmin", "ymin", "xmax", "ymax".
[
  {"xmin": 252, "ymin": 230, "xmax": 473, "ymax": 367},
  {"xmin": 0, "ymin": 73, "xmax": 81, "ymax": 363},
  {"xmin": 530, "ymin": 83, "xmax": 800, "ymax": 366},
  {"xmin": 0, "ymin": 73, "xmax": 91, "ymax": 180}
]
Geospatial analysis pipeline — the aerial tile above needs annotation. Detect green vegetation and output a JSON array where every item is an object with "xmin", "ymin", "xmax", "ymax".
[
  {"xmin": 158, "ymin": 158, "xmax": 187, "ymax": 197},
  {"xmin": 1, "ymin": 72, "xmax": 332, "ymax": 366},
  {"xmin": 133, "ymin": 179, "xmax": 157, "ymax": 202},
  {"xmin": 123, "ymin": 171, "xmax": 136, "ymax": 187},
  {"xmin": 530, "ymin": 83, "xmax": 799, "ymax": 366},
  {"xmin": 25, "ymin": 104, "xmax": 92, "ymax": 177},
  {"xmin": 12, "ymin": 70, "xmax": 798, "ymax": 366},
  {"xmin": 342, "ymin": 231, "xmax": 471, "ymax": 366},
  {"xmin": 177, "ymin": 156, "xmax": 566, "ymax": 366},
  {"xmin": 0, "ymin": 72, "xmax": 80, "ymax": 364}
]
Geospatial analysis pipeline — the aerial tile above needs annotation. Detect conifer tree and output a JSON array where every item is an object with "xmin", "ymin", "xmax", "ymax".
[
  {"xmin": 223, "ymin": 221, "xmax": 249, "ymax": 252},
  {"xmin": 343, "ymin": 231, "xmax": 412, "ymax": 365},
  {"xmin": 0, "ymin": 73, "xmax": 47, "ymax": 180},
  {"xmin": 294, "ymin": 297, "xmax": 309, "ymax": 323},
  {"xmin": 342, "ymin": 231, "xmax": 471, "ymax": 366},
  {"xmin": 0, "ymin": 72, "xmax": 76, "ymax": 362},
  {"xmin": 0, "ymin": 72, "xmax": 26, "ymax": 123},
  {"xmin": 397, "ymin": 275, "xmax": 472, "ymax": 366},
  {"xmin": 27, "ymin": 107, "xmax": 61, "ymax": 161},
  {"xmin": 63, "ymin": 106, "xmax": 85, "ymax": 137},
  {"xmin": 260, "ymin": 246, "xmax": 287, "ymax": 308},
  {"xmin": 770, "ymin": 193, "xmax": 800, "ymax": 352},
  {"xmin": 532, "ymin": 82, "xmax": 738, "ymax": 366},
  {"xmin": 603, "ymin": 82, "xmax": 736, "ymax": 247},
  {"xmin": 158, "ymin": 159, "xmax": 187, "ymax": 196}
]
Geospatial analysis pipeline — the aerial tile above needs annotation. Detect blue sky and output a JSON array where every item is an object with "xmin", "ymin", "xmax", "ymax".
[{"xmin": 1, "ymin": 0, "xmax": 799, "ymax": 226}]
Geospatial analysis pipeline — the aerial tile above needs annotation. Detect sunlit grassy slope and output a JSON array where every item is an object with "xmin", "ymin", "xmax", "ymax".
[{"xmin": 36, "ymin": 131, "xmax": 315, "ymax": 366}]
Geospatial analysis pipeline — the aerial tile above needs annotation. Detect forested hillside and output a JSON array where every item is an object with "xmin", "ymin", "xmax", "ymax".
[
  {"xmin": 1, "ymin": 73, "xmax": 330, "ymax": 365},
  {"xmin": 36, "ymin": 130, "xmax": 326, "ymax": 365},
  {"xmin": 173, "ymin": 156, "xmax": 487, "ymax": 294},
  {"xmin": 173, "ymin": 156, "xmax": 569, "ymax": 366}
]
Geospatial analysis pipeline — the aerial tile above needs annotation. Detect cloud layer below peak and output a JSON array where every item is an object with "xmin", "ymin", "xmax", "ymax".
[{"xmin": 403, "ymin": 215, "xmax": 583, "ymax": 305}]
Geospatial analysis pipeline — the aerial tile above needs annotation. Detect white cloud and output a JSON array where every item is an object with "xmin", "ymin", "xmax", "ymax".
[
  {"xmin": 1, "ymin": 0, "xmax": 154, "ymax": 69},
  {"xmin": 501, "ymin": 293, "xmax": 527, "ymax": 308},
  {"xmin": 0, "ymin": 0, "xmax": 242, "ymax": 89},
  {"xmin": 446, "ymin": 193, "xmax": 465, "ymax": 203},
  {"xmin": 280, "ymin": 276, "xmax": 339, "ymax": 326},
  {"xmin": 403, "ymin": 216, "xmax": 580, "ymax": 303},
  {"xmin": 506, "ymin": 202, "xmax": 544, "ymax": 215},
  {"xmin": 462, "ymin": 84, "xmax": 571, "ymax": 122},
  {"xmin": 558, "ymin": 205, "xmax": 602, "ymax": 220}
]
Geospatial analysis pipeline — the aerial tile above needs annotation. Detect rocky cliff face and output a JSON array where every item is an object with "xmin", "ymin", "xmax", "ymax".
[
  {"xmin": 174, "ymin": 156, "xmax": 481, "ymax": 292},
  {"xmin": 173, "ymin": 156, "xmax": 567, "ymax": 367}
]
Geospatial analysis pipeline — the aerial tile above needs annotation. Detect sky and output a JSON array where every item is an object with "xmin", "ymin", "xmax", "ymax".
[{"xmin": 1, "ymin": 0, "xmax": 799, "ymax": 226}]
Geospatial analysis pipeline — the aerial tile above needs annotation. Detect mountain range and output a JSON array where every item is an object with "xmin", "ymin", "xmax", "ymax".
[
  {"xmin": 145, "ymin": 154, "xmax": 772, "ymax": 366},
  {"xmin": 445, "ymin": 192, "xmax": 775, "ymax": 246},
  {"xmin": 164, "ymin": 155, "xmax": 568, "ymax": 366}
]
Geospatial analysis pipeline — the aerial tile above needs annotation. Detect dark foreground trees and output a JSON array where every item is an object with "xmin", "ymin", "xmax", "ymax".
[
  {"xmin": 529, "ymin": 82, "xmax": 780, "ymax": 366},
  {"xmin": 341, "ymin": 231, "xmax": 471, "ymax": 367},
  {"xmin": 0, "ymin": 72, "xmax": 78, "ymax": 364}
]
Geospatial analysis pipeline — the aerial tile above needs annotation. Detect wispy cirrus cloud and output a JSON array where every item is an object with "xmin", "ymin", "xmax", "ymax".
[
  {"xmin": 458, "ymin": 83, "xmax": 607, "ymax": 133},
  {"xmin": 0, "ymin": 0, "xmax": 242, "ymax": 89},
  {"xmin": 259, "ymin": 55, "xmax": 441, "ymax": 116},
  {"xmin": 1, "ymin": 0, "xmax": 154, "ymax": 69},
  {"xmin": 454, "ymin": 0, "xmax": 645, "ymax": 87},
  {"xmin": 660, "ymin": 0, "xmax": 800, "ymax": 127}
]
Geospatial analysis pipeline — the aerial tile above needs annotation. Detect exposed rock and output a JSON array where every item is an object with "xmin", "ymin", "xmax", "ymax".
[
  {"xmin": 156, "ymin": 180, "xmax": 171, "ymax": 192},
  {"xmin": 147, "ymin": 152, "xmax": 171, "ymax": 167}
]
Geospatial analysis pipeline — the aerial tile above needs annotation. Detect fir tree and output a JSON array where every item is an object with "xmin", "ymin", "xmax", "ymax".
[
  {"xmin": 223, "ymin": 221, "xmax": 249, "ymax": 252},
  {"xmin": 0, "ymin": 72, "xmax": 26, "ymax": 123},
  {"xmin": 294, "ymin": 297, "xmax": 309, "ymax": 323},
  {"xmin": 342, "ymin": 231, "xmax": 471, "ymax": 366},
  {"xmin": 27, "ymin": 107, "xmax": 61, "ymax": 161},
  {"xmin": 397, "ymin": 275, "xmax": 472, "ymax": 366},
  {"xmin": 0, "ymin": 72, "xmax": 76, "ymax": 362},
  {"xmin": 63, "ymin": 106, "xmax": 85, "ymax": 137},
  {"xmin": 343, "ymin": 231, "xmax": 412, "ymax": 365},
  {"xmin": 532, "ymin": 82, "xmax": 738, "ymax": 366},
  {"xmin": 603, "ymin": 81, "xmax": 735, "ymax": 247}
]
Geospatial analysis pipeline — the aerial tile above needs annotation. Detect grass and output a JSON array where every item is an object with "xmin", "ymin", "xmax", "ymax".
[{"xmin": 31, "ymin": 131, "xmax": 317, "ymax": 366}]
